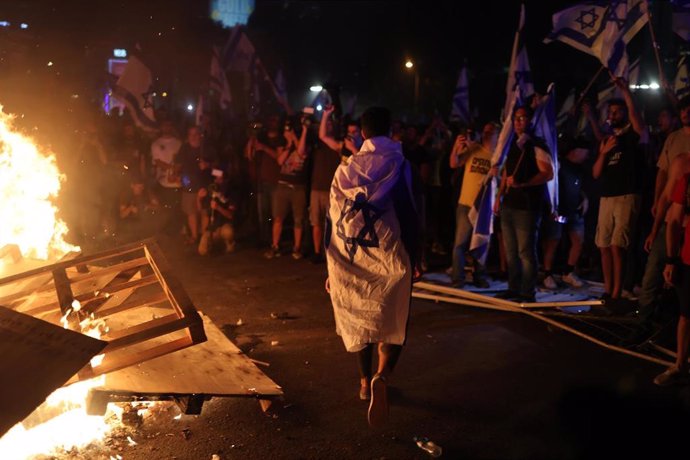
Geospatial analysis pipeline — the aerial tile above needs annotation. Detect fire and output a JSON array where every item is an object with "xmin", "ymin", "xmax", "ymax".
[{"xmin": 0, "ymin": 105, "xmax": 78, "ymax": 260}]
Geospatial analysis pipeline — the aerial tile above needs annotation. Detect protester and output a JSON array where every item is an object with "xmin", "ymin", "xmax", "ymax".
[
  {"xmin": 325, "ymin": 106, "xmax": 421, "ymax": 427},
  {"xmin": 151, "ymin": 120, "xmax": 183, "ymax": 234},
  {"xmin": 495, "ymin": 105, "xmax": 554, "ymax": 302},
  {"xmin": 312, "ymin": 106, "xmax": 357, "ymax": 263},
  {"xmin": 448, "ymin": 122, "xmax": 496, "ymax": 288},
  {"xmin": 265, "ymin": 119, "xmax": 309, "ymax": 259},
  {"xmin": 592, "ymin": 78, "xmax": 647, "ymax": 305},
  {"xmin": 179, "ymin": 126, "xmax": 214, "ymax": 245},
  {"xmin": 245, "ymin": 115, "xmax": 285, "ymax": 248},
  {"xmin": 626, "ymin": 97, "xmax": 690, "ymax": 343},
  {"xmin": 656, "ymin": 172, "xmax": 690, "ymax": 385},
  {"xmin": 198, "ymin": 168, "xmax": 236, "ymax": 256},
  {"xmin": 541, "ymin": 137, "xmax": 590, "ymax": 289}
]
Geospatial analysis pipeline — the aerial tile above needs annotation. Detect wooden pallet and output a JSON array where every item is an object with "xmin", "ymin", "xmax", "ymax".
[
  {"xmin": 0, "ymin": 239, "xmax": 207, "ymax": 382},
  {"xmin": 86, "ymin": 312, "xmax": 283, "ymax": 415}
]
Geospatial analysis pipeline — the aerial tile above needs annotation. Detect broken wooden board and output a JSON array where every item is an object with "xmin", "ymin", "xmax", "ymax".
[
  {"xmin": 0, "ymin": 308, "xmax": 106, "ymax": 437},
  {"xmin": 87, "ymin": 313, "xmax": 283, "ymax": 415},
  {"xmin": 0, "ymin": 239, "xmax": 207, "ymax": 382}
]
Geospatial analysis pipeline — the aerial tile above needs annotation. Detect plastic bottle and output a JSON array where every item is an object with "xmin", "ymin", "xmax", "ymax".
[{"xmin": 414, "ymin": 436, "xmax": 442, "ymax": 457}]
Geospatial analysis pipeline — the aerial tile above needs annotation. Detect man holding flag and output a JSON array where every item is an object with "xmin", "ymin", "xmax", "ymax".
[{"xmin": 495, "ymin": 105, "xmax": 554, "ymax": 302}]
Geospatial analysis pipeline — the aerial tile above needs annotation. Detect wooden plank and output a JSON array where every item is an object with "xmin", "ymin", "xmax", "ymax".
[
  {"xmin": 94, "ymin": 290, "xmax": 168, "ymax": 318},
  {"xmin": 0, "ymin": 238, "xmax": 154, "ymax": 288},
  {"xmin": 94, "ymin": 313, "xmax": 282, "ymax": 397},
  {"xmin": 22, "ymin": 275, "xmax": 159, "ymax": 317},
  {"xmin": 103, "ymin": 314, "xmax": 192, "ymax": 351},
  {"xmin": 67, "ymin": 257, "xmax": 149, "ymax": 283},
  {"xmin": 144, "ymin": 244, "xmax": 206, "ymax": 343},
  {"xmin": 0, "ymin": 244, "xmax": 22, "ymax": 263},
  {"xmin": 51, "ymin": 268, "xmax": 75, "ymax": 315},
  {"xmin": 0, "ymin": 307, "xmax": 106, "ymax": 437}
]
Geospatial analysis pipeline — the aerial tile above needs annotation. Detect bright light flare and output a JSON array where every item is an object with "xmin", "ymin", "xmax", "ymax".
[
  {"xmin": 309, "ymin": 85, "xmax": 323, "ymax": 92},
  {"xmin": 405, "ymin": 60, "xmax": 414, "ymax": 69},
  {"xmin": 0, "ymin": 105, "xmax": 78, "ymax": 260}
]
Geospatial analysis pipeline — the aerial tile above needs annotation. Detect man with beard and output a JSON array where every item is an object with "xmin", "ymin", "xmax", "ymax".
[{"xmin": 592, "ymin": 78, "xmax": 647, "ymax": 305}]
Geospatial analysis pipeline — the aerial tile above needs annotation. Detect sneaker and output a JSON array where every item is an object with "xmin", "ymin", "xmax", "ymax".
[
  {"xmin": 542, "ymin": 275, "xmax": 558, "ymax": 290},
  {"xmin": 264, "ymin": 246, "xmax": 281, "ymax": 259},
  {"xmin": 450, "ymin": 279, "xmax": 465, "ymax": 288},
  {"xmin": 473, "ymin": 277, "xmax": 490, "ymax": 289},
  {"xmin": 291, "ymin": 249, "xmax": 303, "ymax": 260},
  {"xmin": 653, "ymin": 366, "xmax": 690, "ymax": 386},
  {"xmin": 368, "ymin": 374, "xmax": 389, "ymax": 427},
  {"xmin": 562, "ymin": 271, "xmax": 584, "ymax": 288}
]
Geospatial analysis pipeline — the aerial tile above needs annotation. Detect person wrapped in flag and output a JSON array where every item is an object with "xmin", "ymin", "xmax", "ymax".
[
  {"xmin": 449, "ymin": 122, "xmax": 497, "ymax": 288},
  {"xmin": 325, "ymin": 107, "xmax": 422, "ymax": 427}
]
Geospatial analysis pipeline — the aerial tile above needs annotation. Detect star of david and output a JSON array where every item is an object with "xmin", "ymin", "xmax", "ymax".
[
  {"xmin": 575, "ymin": 7, "xmax": 599, "ymax": 30},
  {"xmin": 141, "ymin": 86, "xmax": 155, "ymax": 109},
  {"xmin": 335, "ymin": 192, "xmax": 383, "ymax": 263},
  {"xmin": 605, "ymin": 0, "xmax": 627, "ymax": 30}
]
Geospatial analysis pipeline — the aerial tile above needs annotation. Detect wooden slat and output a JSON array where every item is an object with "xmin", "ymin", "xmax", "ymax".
[
  {"xmin": 22, "ymin": 275, "xmax": 159, "ymax": 317},
  {"xmin": 0, "ymin": 238, "xmax": 155, "ymax": 288},
  {"xmin": 144, "ymin": 244, "xmax": 206, "ymax": 343},
  {"xmin": 103, "ymin": 314, "xmax": 191, "ymax": 351},
  {"xmin": 67, "ymin": 257, "xmax": 149, "ymax": 283},
  {"xmin": 92, "ymin": 314, "xmax": 282, "ymax": 396},
  {"xmin": 51, "ymin": 268, "xmax": 74, "ymax": 317},
  {"xmin": 94, "ymin": 291, "xmax": 169, "ymax": 318}
]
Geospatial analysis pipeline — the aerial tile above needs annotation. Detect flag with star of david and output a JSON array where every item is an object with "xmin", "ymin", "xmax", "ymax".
[
  {"xmin": 113, "ymin": 54, "xmax": 157, "ymax": 132},
  {"xmin": 675, "ymin": 55, "xmax": 690, "ymax": 98},
  {"xmin": 450, "ymin": 65, "xmax": 471, "ymax": 125},
  {"xmin": 504, "ymin": 4, "xmax": 533, "ymax": 122},
  {"xmin": 544, "ymin": 0, "xmax": 648, "ymax": 77}
]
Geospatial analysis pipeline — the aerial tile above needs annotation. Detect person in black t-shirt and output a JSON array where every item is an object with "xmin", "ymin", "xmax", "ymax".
[
  {"xmin": 592, "ymin": 77, "xmax": 647, "ymax": 303},
  {"xmin": 495, "ymin": 105, "xmax": 554, "ymax": 302}
]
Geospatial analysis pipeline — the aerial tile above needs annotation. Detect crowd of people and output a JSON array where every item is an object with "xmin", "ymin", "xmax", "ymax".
[{"xmin": 65, "ymin": 74, "xmax": 690, "ymax": 389}]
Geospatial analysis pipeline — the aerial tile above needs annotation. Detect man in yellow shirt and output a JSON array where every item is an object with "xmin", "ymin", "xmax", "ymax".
[{"xmin": 449, "ymin": 122, "xmax": 497, "ymax": 287}]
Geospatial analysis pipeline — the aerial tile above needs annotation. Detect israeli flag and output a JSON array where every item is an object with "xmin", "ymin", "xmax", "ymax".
[
  {"xmin": 544, "ymin": 0, "xmax": 648, "ymax": 77},
  {"xmin": 113, "ymin": 54, "xmax": 157, "ymax": 132},
  {"xmin": 504, "ymin": 4, "xmax": 533, "ymax": 121},
  {"xmin": 676, "ymin": 55, "xmax": 690, "ymax": 98},
  {"xmin": 273, "ymin": 69, "xmax": 289, "ymax": 111},
  {"xmin": 531, "ymin": 83, "xmax": 559, "ymax": 217},
  {"xmin": 210, "ymin": 46, "xmax": 232, "ymax": 110},
  {"xmin": 450, "ymin": 66, "xmax": 471, "ymax": 125},
  {"xmin": 222, "ymin": 26, "xmax": 257, "ymax": 73},
  {"xmin": 468, "ymin": 91, "xmax": 520, "ymax": 261}
]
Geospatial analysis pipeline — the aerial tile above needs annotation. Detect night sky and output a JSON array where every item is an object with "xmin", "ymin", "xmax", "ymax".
[{"xmin": 0, "ymin": 0, "xmax": 682, "ymax": 128}]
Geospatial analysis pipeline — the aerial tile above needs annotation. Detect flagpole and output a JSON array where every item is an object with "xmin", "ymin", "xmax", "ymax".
[
  {"xmin": 645, "ymin": 1, "xmax": 667, "ymax": 90},
  {"xmin": 575, "ymin": 65, "xmax": 606, "ymax": 108}
]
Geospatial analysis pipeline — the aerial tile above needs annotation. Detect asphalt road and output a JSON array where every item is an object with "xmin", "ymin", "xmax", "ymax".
[{"xmin": 82, "ymin": 235, "xmax": 690, "ymax": 460}]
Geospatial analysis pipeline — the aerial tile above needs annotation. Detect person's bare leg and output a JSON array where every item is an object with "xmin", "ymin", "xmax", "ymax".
[
  {"xmin": 357, "ymin": 345, "xmax": 373, "ymax": 398},
  {"xmin": 271, "ymin": 217, "xmax": 282, "ymax": 248},
  {"xmin": 542, "ymin": 238, "xmax": 559, "ymax": 273},
  {"xmin": 567, "ymin": 230, "xmax": 584, "ymax": 267},
  {"xmin": 187, "ymin": 213, "xmax": 198, "ymax": 241},
  {"xmin": 600, "ymin": 246, "xmax": 613, "ymax": 296},
  {"xmin": 611, "ymin": 245, "xmax": 626, "ymax": 298},
  {"xmin": 376, "ymin": 343, "xmax": 403, "ymax": 378},
  {"xmin": 312, "ymin": 225, "xmax": 323, "ymax": 255},
  {"xmin": 293, "ymin": 226, "xmax": 303, "ymax": 252},
  {"xmin": 676, "ymin": 316, "xmax": 690, "ymax": 371}
]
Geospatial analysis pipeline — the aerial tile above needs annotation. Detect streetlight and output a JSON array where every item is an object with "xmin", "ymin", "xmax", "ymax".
[
  {"xmin": 310, "ymin": 85, "xmax": 323, "ymax": 92},
  {"xmin": 404, "ymin": 59, "xmax": 419, "ymax": 112}
]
